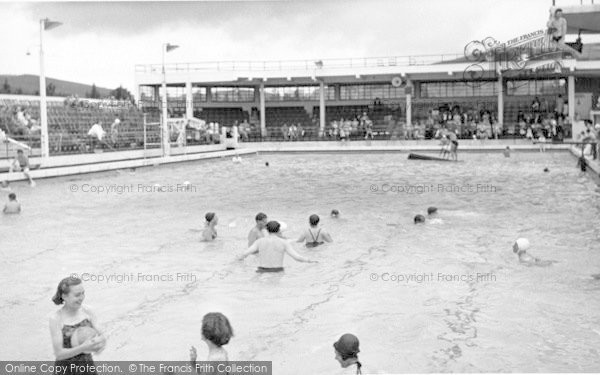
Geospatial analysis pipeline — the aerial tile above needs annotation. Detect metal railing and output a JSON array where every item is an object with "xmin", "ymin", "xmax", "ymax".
[{"xmin": 134, "ymin": 53, "xmax": 465, "ymax": 75}]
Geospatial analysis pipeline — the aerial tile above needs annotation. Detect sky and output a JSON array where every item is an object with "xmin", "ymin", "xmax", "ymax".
[{"xmin": 0, "ymin": 0, "xmax": 595, "ymax": 92}]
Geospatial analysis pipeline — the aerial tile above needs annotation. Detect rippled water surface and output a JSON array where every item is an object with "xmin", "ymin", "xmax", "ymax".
[{"xmin": 1, "ymin": 151, "xmax": 600, "ymax": 373}]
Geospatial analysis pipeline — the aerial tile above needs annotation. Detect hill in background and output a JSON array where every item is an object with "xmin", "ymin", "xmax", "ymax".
[{"xmin": 0, "ymin": 74, "xmax": 113, "ymax": 97}]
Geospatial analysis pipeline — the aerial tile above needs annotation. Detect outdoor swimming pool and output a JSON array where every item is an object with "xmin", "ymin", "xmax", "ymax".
[{"xmin": 1, "ymin": 151, "xmax": 599, "ymax": 373}]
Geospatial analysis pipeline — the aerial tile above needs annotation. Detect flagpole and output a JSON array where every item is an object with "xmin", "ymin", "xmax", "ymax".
[
  {"xmin": 161, "ymin": 43, "xmax": 170, "ymax": 157},
  {"xmin": 39, "ymin": 19, "xmax": 49, "ymax": 162}
]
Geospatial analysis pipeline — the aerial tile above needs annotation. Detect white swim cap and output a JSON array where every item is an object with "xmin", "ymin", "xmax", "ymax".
[
  {"xmin": 278, "ymin": 221, "xmax": 288, "ymax": 232},
  {"xmin": 515, "ymin": 238, "xmax": 530, "ymax": 251}
]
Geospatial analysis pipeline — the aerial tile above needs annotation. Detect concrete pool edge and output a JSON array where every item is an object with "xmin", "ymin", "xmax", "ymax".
[{"xmin": 0, "ymin": 140, "xmax": 595, "ymax": 183}]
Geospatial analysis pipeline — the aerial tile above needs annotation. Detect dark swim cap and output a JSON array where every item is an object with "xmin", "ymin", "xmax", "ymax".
[
  {"xmin": 331, "ymin": 209, "xmax": 339, "ymax": 217},
  {"xmin": 205, "ymin": 212, "xmax": 216, "ymax": 222},
  {"xmin": 427, "ymin": 207, "xmax": 437, "ymax": 215},
  {"xmin": 333, "ymin": 333, "xmax": 360, "ymax": 360},
  {"xmin": 266, "ymin": 221, "xmax": 281, "ymax": 233},
  {"xmin": 414, "ymin": 214, "xmax": 425, "ymax": 224}
]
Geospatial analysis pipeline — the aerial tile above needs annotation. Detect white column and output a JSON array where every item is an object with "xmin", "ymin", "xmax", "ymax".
[
  {"xmin": 568, "ymin": 75, "xmax": 575, "ymax": 124},
  {"xmin": 39, "ymin": 19, "xmax": 49, "ymax": 161},
  {"xmin": 319, "ymin": 80, "xmax": 326, "ymax": 135},
  {"xmin": 185, "ymin": 81, "xmax": 193, "ymax": 119},
  {"xmin": 259, "ymin": 83, "xmax": 266, "ymax": 137},
  {"xmin": 497, "ymin": 72, "xmax": 503, "ymax": 126},
  {"xmin": 406, "ymin": 79, "xmax": 412, "ymax": 129}
]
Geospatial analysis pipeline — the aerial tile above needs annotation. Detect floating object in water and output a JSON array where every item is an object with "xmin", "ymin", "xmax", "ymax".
[{"xmin": 408, "ymin": 153, "xmax": 457, "ymax": 162}]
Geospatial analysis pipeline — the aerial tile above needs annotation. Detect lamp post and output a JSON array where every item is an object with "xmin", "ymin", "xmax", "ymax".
[
  {"xmin": 161, "ymin": 43, "xmax": 178, "ymax": 157},
  {"xmin": 39, "ymin": 18, "xmax": 61, "ymax": 162}
]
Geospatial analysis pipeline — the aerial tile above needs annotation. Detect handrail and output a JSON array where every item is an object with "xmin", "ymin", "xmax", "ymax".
[{"xmin": 134, "ymin": 53, "xmax": 465, "ymax": 74}]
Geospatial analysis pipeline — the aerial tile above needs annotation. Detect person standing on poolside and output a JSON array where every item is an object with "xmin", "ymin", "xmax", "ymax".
[
  {"xmin": 201, "ymin": 212, "xmax": 218, "ymax": 241},
  {"xmin": 248, "ymin": 212, "xmax": 268, "ymax": 247},
  {"xmin": 238, "ymin": 221, "xmax": 318, "ymax": 272},
  {"xmin": 49, "ymin": 277, "xmax": 106, "ymax": 375},
  {"xmin": 296, "ymin": 214, "xmax": 333, "ymax": 248}
]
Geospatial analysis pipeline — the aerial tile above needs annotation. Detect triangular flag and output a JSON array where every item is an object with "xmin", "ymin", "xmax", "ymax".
[
  {"xmin": 43, "ymin": 19, "xmax": 62, "ymax": 30},
  {"xmin": 166, "ymin": 44, "xmax": 179, "ymax": 52}
]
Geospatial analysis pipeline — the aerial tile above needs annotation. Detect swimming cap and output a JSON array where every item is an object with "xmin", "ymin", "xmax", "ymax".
[
  {"xmin": 514, "ymin": 238, "xmax": 530, "ymax": 252},
  {"xmin": 414, "ymin": 214, "xmax": 425, "ymax": 224},
  {"xmin": 544, "ymin": 168, "xmax": 549, "ymax": 172},
  {"xmin": 333, "ymin": 334, "xmax": 360, "ymax": 359},
  {"xmin": 331, "ymin": 209, "xmax": 339, "ymax": 217},
  {"xmin": 278, "ymin": 221, "xmax": 288, "ymax": 231},
  {"xmin": 427, "ymin": 207, "xmax": 438, "ymax": 215},
  {"xmin": 205, "ymin": 212, "xmax": 216, "ymax": 222}
]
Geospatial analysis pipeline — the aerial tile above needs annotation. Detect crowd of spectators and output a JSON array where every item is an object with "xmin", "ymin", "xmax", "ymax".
[{"xmin": 0, "ymin": 104, "xmax": 40, "ymax": 138}]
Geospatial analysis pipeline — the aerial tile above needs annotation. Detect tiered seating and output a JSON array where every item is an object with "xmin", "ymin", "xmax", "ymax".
[{"xmin": 194, "ymin": 108, "xmax": 247, "ymax": 126}]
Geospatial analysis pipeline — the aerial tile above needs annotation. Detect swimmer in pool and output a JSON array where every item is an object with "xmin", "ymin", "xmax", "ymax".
[
  {"xmin": 248, "ymin": 212, "xmax": 268, "ymax": 247},
  {"xmin": 237, "ymin": 221, "xmax": 318, "ymax": 272},
  {"xmin": 190, "ymin": 312, "xmax": 233, "ymax": 365},
  {"xmin": 3, "ymin": 193, "xmax": 21, "ymax": 214},
  {"xmin": 503, "ymin": 146, "xmax": 511, "ymax": 158},
  {"xmin": 296, "ymin": 214, "xmax": 333, "ymax": 248},
  {"xmin": 331, "ymin": 209, "xmax": 340, "ymax": 218},
  {"xmin": 427, "ymin": 207, "xmax": 443, "ymax": 224},
  {"xmin": 201, "ymin": 212, "xmax": 218, "ymax": 241},
  {"xmin": 513, "ymin": 238, "xmax": 556, "ymax": 267},
  {"xmin": 1, "ymin": 180, "xmax": 12, "ymax": 192},
  {"xmin": 414, "ymin": 214, "xmax": 425, "ymax": 224},
  {"xmin": 333, "ymin": 333, "xmax": 363, "ymax": 375}
]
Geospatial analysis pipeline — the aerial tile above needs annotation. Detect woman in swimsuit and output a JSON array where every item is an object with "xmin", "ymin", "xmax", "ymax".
[
  {"xmin": 49, "ymin": 276, "xmax": 106, "ymax": 375},
  {"xmin": 296, "ymin": 214, "xmax": 333, "ymax": 248},
  {"xmin": 190, "ymin": 312, "xmax": 233, "ymax": 372},
  {"xmin": 201, "ymin": 212, "xmax": 218, "ymax": 241}
]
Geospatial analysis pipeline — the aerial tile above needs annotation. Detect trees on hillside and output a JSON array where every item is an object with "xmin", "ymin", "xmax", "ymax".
[{"xmin": 1, "ymin": 78, "xmax": 10, "ymax": 94}]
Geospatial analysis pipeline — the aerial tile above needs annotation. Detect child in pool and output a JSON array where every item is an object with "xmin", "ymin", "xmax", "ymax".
[{"xmin": 201, "ymin": 212, "xmax": 218, "ymax": 241}]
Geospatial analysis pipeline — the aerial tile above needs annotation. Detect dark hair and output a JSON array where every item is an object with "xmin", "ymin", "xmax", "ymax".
[
  {"xmin": 8, "ymin": 193, "xmax": 16, "ymax": 200},
  {"xmin": 414, "ymin": 214, "xmax": 425, "ymax": 224},
  {"xmin": 255, "ymin": 212, "xmax": 267, "ymax": 222},
  {"xmin": 266, "ymin": 221, "xmax": 280, "ymax": 233},
  {"xmin": 309, "ymin": 214, "xmax": 320, "ymax": 226},
  {"xmin": 205, "ymin": 212, "xmax": 215, "ymax": 222},
  {"xmin": 202, "ymin": 312, "xmax": 233, "ymax": 347},
  {"xmin": 331, "ymin": 209, "xmax": 339, "ymax": 216},
  {"xmin": 555, "ymin": 8, "xmax": 562, "ymax": 14},
  {"xmin": 52, "ymin": 276, "xmax": 82, "ymax": 305},
  {"xmin": 427, "ymin": 207, "xmax": 437, "ymax": 215},
  {"xmin": 17, "ymin": 149, "xmax": 23, "ymax": 154}
]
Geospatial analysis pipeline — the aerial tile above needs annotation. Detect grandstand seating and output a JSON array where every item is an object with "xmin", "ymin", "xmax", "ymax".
[
  {"xmin": 1, "ymin": 97, "xmax": 152, "ymax": 154},
  {"xmin": 194, "ymin": 108, "xmax": 248, "ymax": 126}
]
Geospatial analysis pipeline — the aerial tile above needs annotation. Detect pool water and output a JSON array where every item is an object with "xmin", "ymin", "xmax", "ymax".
[{"xmin": 1, "ymin": 151, "xmax": 599, "ymax": 373}]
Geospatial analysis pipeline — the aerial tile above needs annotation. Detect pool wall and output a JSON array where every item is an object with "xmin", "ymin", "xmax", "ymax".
[{"xmin": 1, "ymin": 140, "xmax": 597, "ymax": 183}]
